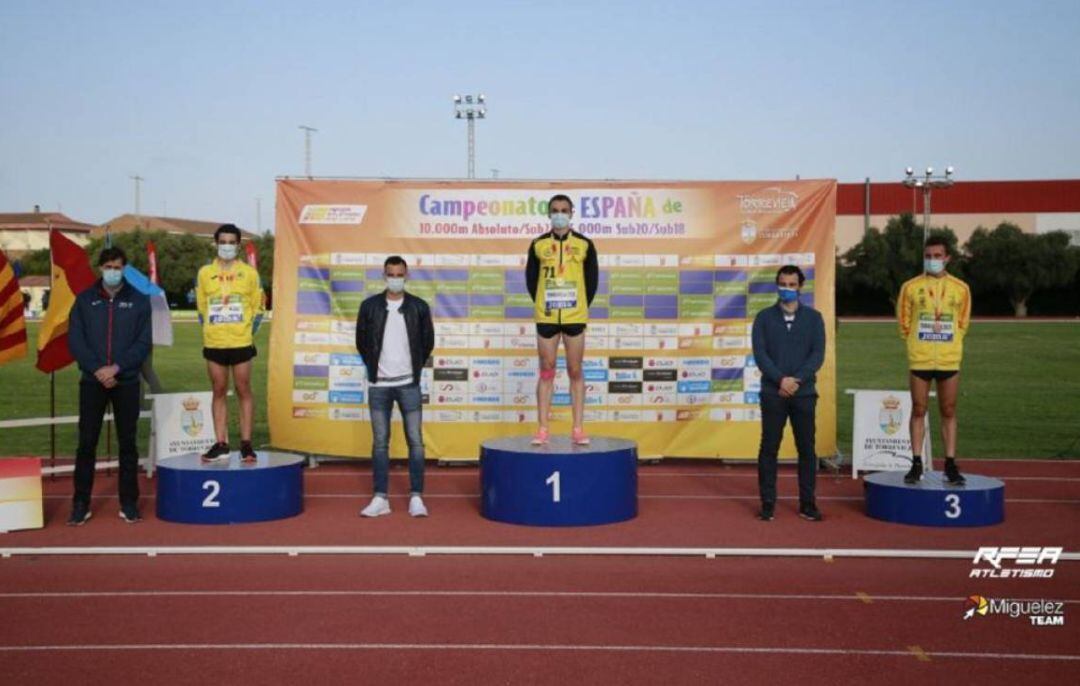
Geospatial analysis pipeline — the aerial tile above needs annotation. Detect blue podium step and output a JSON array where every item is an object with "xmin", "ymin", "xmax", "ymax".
[
  {"xmin": 864, "ymin": 470, "xmax": 1005, "ymax": 527},
  {"xmin": 156, "ymin": 451, "xmax": 305, "ymax": 525},
  {"xmin": 480, "ymin": 436, "xmax": 638, "ymax": 527}
]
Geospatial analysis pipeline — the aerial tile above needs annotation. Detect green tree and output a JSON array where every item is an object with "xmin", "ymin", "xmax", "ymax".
[
  {"xmin": 840, "ymin": 213, "xmax": 959, "ymax": 307},
  {"xmin": 248, "ymin": 232, "xmax": 274, "ymax": 305},
  {"xmin": 85, "ymin": 230, "xmax": 215, "ymax": 306},
  {"xmin": 17, "ymin": 248, "xmax": 51, "ymax": 276},
  {"xmin": 964, "ymin": 223, "xmax": 1079, "ymax": 317}
]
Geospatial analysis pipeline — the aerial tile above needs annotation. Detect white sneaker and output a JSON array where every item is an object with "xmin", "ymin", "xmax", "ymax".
[
  {"xmin": 360, "ymin": 495, "xmax": 391, "ymax": 517},
  {"xmin": 409, "ymin": 495, "xmax": 428, "ymax": 518}
]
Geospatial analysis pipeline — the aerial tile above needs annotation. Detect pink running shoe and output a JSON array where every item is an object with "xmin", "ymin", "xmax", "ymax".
[
  {"xmin": 531, "ymin": 427, "xmax": 550, "ymax": 446},
  {"xmin": 572, "ymin": 427, "xmax": 590, "ymax": 446}
]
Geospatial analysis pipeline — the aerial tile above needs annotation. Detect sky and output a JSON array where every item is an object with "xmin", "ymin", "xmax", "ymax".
[{"xmin": 2, "ymin": 0, "xmax": 1078, "ymax": 229}]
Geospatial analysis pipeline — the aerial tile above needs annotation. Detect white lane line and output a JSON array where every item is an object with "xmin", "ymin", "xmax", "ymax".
[
  {"xmin": 0, "ymin": 642, "xmax": 1076, "ymax": 661},
  {"xmin": 1, "ymin": 590, "xmax": 1077, "ymax": 603},
  {"xmin": 2, "ymin": 545, "xmax": 1079, "ymax": 560}
]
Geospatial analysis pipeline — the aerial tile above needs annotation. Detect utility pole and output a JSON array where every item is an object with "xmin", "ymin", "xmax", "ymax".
[
  {"xmin": 130, "ymin": 174, "xmax": 144, "ymax": 218},
  {"xmin": 298, "ymin": 125, "xmax": 318, "ymax": 177}
]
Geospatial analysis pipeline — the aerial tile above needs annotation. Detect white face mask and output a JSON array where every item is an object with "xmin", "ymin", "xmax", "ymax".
[
  {"xmin": 550, "ymin": 212, "xmax": 571, "ymax": 230},
  {"xmin": 218, "ymin": 243, "xmax": 238, "ymax": 261},
  {"xmin": 386, "ymin": 277, "xmax": 406, "ymax": 293}
]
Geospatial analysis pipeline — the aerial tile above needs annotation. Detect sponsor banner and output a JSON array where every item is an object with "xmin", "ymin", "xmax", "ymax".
[{"xmin": 270, "ymin": 179, "xmax": 836, "ymax": 459}]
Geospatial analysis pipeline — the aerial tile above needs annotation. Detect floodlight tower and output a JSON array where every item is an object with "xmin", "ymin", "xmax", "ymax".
[
  {"xmin": 453, "ymin": 93, "xmax": 487, "ymax": 179},
  {"xmin": 903, "ymin": 166, "xmax": 955, "ymax": 245}
]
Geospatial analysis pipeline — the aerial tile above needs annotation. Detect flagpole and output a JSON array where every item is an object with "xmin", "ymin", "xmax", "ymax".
[
  {"xmin": 47, "ymin": 225, "xmax": 56, "ymax": 479},
  {"xmin": 49, "ymin": 372, "xmax": 56, "ymax": 480}
]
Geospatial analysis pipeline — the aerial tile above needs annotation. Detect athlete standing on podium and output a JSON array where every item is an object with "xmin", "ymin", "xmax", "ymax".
[
  {"xmin": 526, "ymin": 194, "xmax": 599, "ymax": 446},
  {"xmin": 897, "ymin": 236, "xmax": 971, "ymax": 486},
  {"xmin": 196, "ymin": 224, "xmax": 264, "ymax": 465}
]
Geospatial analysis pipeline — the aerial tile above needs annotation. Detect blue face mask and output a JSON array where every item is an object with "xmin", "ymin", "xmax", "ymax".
[
  {"xmin": 102, "ymin": 268, "xmax": 123, "ymax": 288},
  {"xmin": 550, "ymin": 212, "xmax": 571, "ymax": 230},
  {"xmin": 778, "ymin": 287, "xmax": 799, "ymax": 303},
  {"xmin": 924, "ymin": 258, "xmax": 945, "ymax": 275}
]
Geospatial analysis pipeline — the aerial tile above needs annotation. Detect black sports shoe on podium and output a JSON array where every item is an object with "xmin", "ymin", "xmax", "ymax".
[
  {"xmin": 944, "ymin": 459, "xmax": 966, "ymax": 486},
  {"xmin": 904, "ymin": 458, "xmax": 923, "ymax": 484},
  {"xmin": 201, "ymin": 442, "xmax": 231, "ymax": 464}
]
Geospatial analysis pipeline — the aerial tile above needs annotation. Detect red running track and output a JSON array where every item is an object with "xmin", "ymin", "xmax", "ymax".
[
  {"xmin": 0, "ymin": 556, "xmax": 1077, "ymax": 685},
  {"xmin": 0, "ymin": 460, "xmax": 1077, "ymax": 684},
  {"xmin": 8, "ymin": 460, "xmax": 1080, "ymax": 550}
]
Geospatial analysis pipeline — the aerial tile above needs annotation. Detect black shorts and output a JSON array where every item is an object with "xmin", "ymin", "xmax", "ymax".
[
  {"xmin": 203, "ymin": 346, "xmax": 257, "ymax": 367},
  {"xmin": 910, "ymin": 369, "xmax": 958, "ymax": 382},
  {"xmin": 536, "ymin": 323, "xmax": 587, "ymax": 339}
]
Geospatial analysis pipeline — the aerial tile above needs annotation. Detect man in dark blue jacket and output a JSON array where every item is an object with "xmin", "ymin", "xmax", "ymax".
[
  {"xmin": 751, "ymin": 265, "xmax": 826, "ymax": 522},
  {"xmin": 67, "ymin": 247, "xmax": 152, "ymax": 525}
]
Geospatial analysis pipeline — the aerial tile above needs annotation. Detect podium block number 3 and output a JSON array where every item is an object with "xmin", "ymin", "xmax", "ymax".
[
  {"xmin": 202, "ymin": 480, "xmax": 222, "ymax": 508},
  {"xmin": 545, "ymin": 471, "xmax": 561, "ymax": 503},
  {"xmin": 944, "ymin": 493, "xmax": 961, "ymax": 519}
]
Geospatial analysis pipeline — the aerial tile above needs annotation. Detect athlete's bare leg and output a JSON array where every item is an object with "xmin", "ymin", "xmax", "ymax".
[{"xmin": 563, "ymin": 331, "xmax": 586, "ymax": 430}]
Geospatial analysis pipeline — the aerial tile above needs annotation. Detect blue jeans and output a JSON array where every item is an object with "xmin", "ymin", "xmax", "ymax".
[{"xmin": 368, "ymin": 383, "xmax": 425, "ymax": 496}]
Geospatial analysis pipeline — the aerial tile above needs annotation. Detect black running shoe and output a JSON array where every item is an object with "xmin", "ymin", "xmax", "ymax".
[
  {"xmin": 904, "ymin": 459, "xmax": 923, "ymax": 484},
  {"xmin": 240, "ymin": 441, "xmax": 257, "ymax": 465},
  {"xmin": 944, "ymin": 461, "xmax": 966, "ymax": 486},
  {"xmin": 798, "ymin": 503, "xmax": 823, "ymax": 522},
  {"xmin": 201, "ymin": 442, "xmax": 231, "ymax": 464},
  {"xmin": 67, "ymin": 502, "xmax": 92, "ymax": 526},
  {"xmin": 758, "ymin": 503, "xmax": 775, "ymax": 521},
  {"xmin": 119, "ymin": 503, "xmax": 142, "ymax": 523}
]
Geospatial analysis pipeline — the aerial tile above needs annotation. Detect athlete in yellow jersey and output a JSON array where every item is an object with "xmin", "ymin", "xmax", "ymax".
[
  {"xmin": 196, "ymin": 224, "xmax": 264, "ymax": 464},
  {"xmin": 896, "ymin": 236, "xmax": 972, "ymax": 485},
  {"xmin": 525, "ymin": 194, "xmax": 599, "ymax": 446}
]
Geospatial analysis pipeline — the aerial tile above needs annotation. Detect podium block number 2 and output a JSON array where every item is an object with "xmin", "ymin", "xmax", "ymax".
[
  {"xmin": 545, "ymin": 471, "xmax": 561, "ymax": 503},
  {"xmin": 202, "ymin": 480, "xmax": 222, "ymax": 508}
]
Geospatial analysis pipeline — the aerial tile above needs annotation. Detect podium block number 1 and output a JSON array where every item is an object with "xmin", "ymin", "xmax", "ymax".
[{"xmin": 545, "ymin": 471, "xmax": 561, "ymax": 503}]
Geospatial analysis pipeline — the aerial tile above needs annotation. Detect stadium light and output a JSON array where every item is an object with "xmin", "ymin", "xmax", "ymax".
[
  {"xmin": 453, "ymin": 92, "xmax": 487, "ymax": 179},
  {"xmin": 903, "ymin": 165, "xmax": 955, "ymax": 247}
]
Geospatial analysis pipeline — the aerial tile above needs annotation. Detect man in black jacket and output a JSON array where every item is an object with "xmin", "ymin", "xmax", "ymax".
[
  {"xmin": 355, "ymin": 255, "xmax": 435, "ymax": 518},
  {"xmin": 67, "ymin": 247, "xmax": 152, "ymax": 525},
  {"xmin": 751, "ymin": 265, "xmax": 826, "ymax": 522}
]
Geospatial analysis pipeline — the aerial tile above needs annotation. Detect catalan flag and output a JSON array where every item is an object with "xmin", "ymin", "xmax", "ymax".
[
  {"xmin": 35, "ymin": 230, "xmax": 95, "ymax": 373},
  {"xmin": 0, "ymin": 249, "xmax": 28, "ymax": 366}
]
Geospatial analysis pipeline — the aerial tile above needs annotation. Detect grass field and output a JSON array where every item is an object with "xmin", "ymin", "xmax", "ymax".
[{"xmin": 1, "ymin": 321, "xmax": 1077, "ymax": 459}]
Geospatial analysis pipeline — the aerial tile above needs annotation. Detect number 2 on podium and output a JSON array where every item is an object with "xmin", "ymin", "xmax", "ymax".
[
  {"xmin": 545, "ymin": 471, "xmax": 561, "ymax": 503},
  {"xmin": 202, "ymin": 480, "xmax": 222, "ymax": 508}
]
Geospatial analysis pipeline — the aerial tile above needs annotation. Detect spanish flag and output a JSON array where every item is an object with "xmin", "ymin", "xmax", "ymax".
[
  {"xmin": 0, "ymin": 249, "xmax": 28, "ymax": 366},
  {"xmin": 36, "ymin": 230, "xmax": 95, "ymax": 373}
]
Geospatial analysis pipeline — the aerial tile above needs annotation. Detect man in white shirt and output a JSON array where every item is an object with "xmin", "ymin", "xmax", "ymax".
[{"xmin": 354, "ymin": 256, "xmax": 435, "ymax": 517}]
